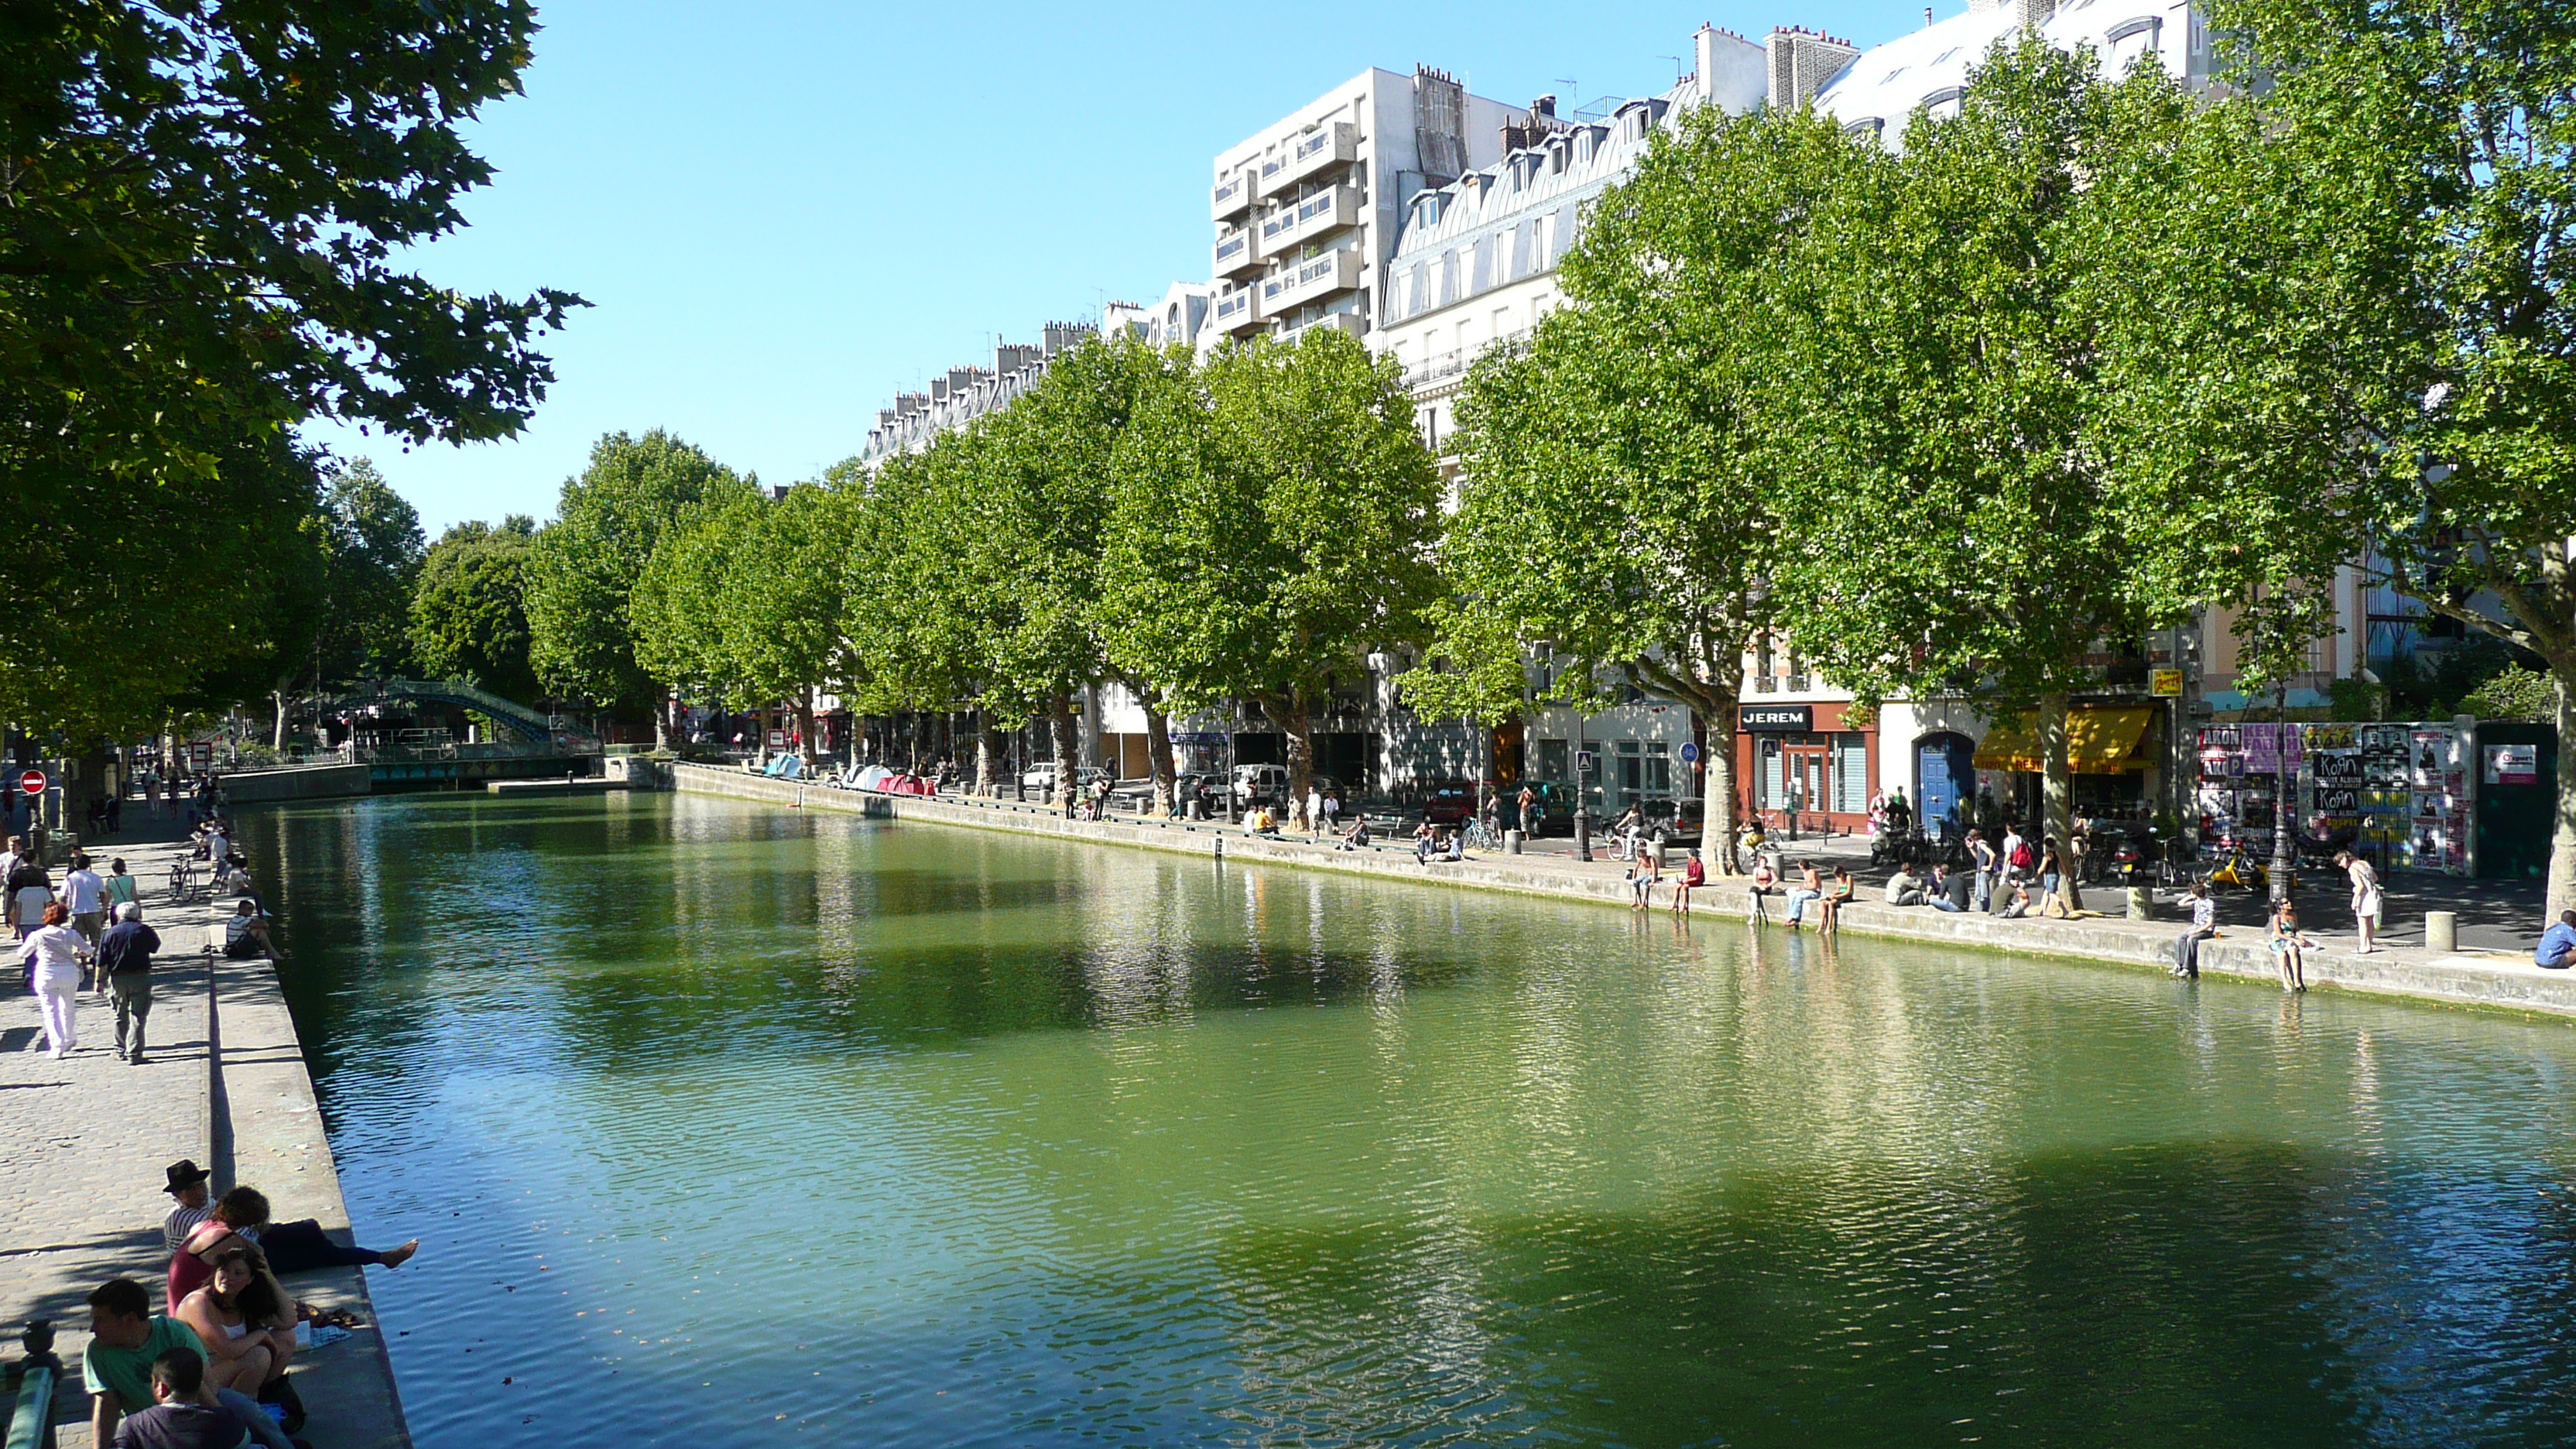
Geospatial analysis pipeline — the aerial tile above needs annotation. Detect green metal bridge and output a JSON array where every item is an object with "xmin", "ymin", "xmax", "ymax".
[{"xmin": 321, "ymin": 679, "xmax": 599, "ymax": 748}]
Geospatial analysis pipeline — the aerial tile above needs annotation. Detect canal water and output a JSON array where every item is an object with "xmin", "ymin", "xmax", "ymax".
[{"xmin": 249, "ymin": 792, "xmax": 2576, "ymax": 1447}]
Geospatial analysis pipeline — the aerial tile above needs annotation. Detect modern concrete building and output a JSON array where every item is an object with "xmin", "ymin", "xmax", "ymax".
[{"xmin": 1206, "ymin": 67, "xmax": 1519, "ymax": 351}]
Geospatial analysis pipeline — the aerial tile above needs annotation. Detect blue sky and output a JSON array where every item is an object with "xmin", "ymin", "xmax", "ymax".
[{"xmin": 308, "ymin": 0, "xmax": 1937, "ymax": 536}]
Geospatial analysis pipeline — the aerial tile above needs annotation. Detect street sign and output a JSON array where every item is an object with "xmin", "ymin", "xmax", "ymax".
[
  {"xmin": 1679, "ymin": 742, "xmax": 1701, "ymax": 764},
  {"xmin": 2151, "ymin": 668, "xmax": 2184, "ymax": 697},
  {"xmin": 17, "ymin": 769, "xmax": 45, "ymax": 796},
  {"xmin": 1577, "ymin": 750, "xmax": 1596, "ymax": 776}
]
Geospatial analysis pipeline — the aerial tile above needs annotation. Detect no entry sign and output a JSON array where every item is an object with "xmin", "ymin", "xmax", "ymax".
[{"xmin": 18, "ymin": 769, "xmax": 46, "ymax": 796}]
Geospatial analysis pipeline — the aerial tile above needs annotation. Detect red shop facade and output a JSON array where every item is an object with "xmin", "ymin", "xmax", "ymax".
[{"xmin": 1735, "ymin": 701, "xmax": 1878, "ymax": 834}]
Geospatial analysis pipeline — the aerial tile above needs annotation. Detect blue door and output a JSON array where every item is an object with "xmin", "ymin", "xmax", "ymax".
[{"xmin": 1916, "ymin": 734, "xmax": 1975, "ymax": 831}]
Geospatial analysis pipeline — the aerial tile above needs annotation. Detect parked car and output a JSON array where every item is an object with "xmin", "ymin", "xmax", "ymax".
[
  {"xmin": 1421, "ymin": 780, "xmax": 1477, "ymax": 825},
  {"xmin": 1231, "ymin": 763, "xmax": 1291, "ymax": 807},
  {"xmin": 1512, "ymin": 780, "xmax": 1582, "ymax": 836},
  {"xmin": 1644, "ymin": 795, "xmax": 1705, "ymax": 846},
  {"xmin": 1020, "ymin": 762, "xmax": 1111, "ymax": 794},
  {"xmin": 1172, "ymin": 772, "xmax": 1228, "ymax": 813}
]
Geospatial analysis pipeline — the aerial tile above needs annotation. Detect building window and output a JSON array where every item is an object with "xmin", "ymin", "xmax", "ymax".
[
  {"xmin": 1439, "ymin": 249, "xmax": 1459, "ymax": 307},
  {"xmin": 1645, "ymin": 742, "xmax": 1671, "ymax": 796},
  {"xmin": 1832, "ymin": 733, "xmax": 1869, "ymax": 814},
  {"xmin": 1538, "ymin": 738, "xmax": 1569, "ymax": 781}
]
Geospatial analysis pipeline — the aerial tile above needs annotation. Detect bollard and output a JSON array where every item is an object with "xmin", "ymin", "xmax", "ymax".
[
  {"xmin": 1505, "ymin": 829, "xmax": 1523, "ymax": 855},
  {"xmin": 2425, "ymin": 909, "xmax": 2456, "ymax": 954},
  {"xmin": 1187, "ymin": 799, "xmax": 1204, "ymax": 820},
  {"xmin": 2126, "ymin": 886, "xmax": 2151, "ymax": 921}
]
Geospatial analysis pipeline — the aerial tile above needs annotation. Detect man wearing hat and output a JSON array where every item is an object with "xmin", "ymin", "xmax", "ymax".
[{"xmin": 160, "ymin": 1160, "xmax": 212, "ymax": 1255}]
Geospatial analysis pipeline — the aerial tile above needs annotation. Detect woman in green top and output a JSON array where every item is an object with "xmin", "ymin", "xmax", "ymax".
[{"xmin": 103, "ymin": 858, "xmax": 139, "ymax": 916}]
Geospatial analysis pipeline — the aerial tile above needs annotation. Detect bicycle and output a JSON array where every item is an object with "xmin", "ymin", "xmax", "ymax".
[
  {"xmin": 166, "ymin": 859, "xmax": 196, "ymax": 903},
  {"xmin": 1463, "ymin": 819, "xmax": 1502, "ymax": 851}
]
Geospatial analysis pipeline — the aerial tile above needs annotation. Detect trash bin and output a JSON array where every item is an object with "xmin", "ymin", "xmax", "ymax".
[
  {"xmin": 1505, "ymin": 830, "xmax": 1523, "ymax": 855},
  {"xmin": 2426, "ymin": 910, "xmax": 2457, "ymax": 954}
]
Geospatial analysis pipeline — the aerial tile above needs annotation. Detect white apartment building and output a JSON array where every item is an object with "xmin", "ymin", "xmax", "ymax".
[{"xmin": 1205, "ymin": 67, "xmax": 1518, "ymax": 350}]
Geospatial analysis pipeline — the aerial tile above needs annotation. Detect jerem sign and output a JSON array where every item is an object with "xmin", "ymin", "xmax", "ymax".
[{"xmin": 1738, "ymin": 705, "xmax": 1813, "ymax": 731}]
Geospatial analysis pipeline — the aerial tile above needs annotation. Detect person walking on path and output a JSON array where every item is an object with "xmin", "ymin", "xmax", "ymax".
[
  {"xmin": 64, "ymin": 850, "xmax": 107, "ymax": 956},
  {"xmin": 19, "ymin": 901, "xmax": 88, "ymax": 1057},
  {"xmin": 2171, "ymin": 882, "xmax": 2218, "ymax": 978},
  {"xmin": 104, "ymin": 856, "xmax": 139, "ymax": 920},
  {"xmin": 98, "ymin": 903, "xmax": 162, "ymax": 1062},
  {"xmin": 9, "ymin": 848, "xmax": 53, "ymax": 941},
  {"xmin": 2338, "ymin": 850, "xmax": 2383, "ymax": 954}
]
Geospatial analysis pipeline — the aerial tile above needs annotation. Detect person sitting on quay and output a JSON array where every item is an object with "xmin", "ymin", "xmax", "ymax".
[
  {"xmin": 1783, "ymin": 861, "xmax": 1822, "ymax": 930},
  {"xmin": 175, "ymin": 1247, "xmax": 299, "ymax": 1401},
  {"xmin": 2537, "ymin": 909, "xmax": 2576, "ymax": 970},
  {"xmin": 1885, "ymin": 864, "xmax": 1928, "ymax": 907},
  {"xmin": 82, "ymin": 1278, "xmax": 294, "ymax": 1449},
  {"xmin": 1671, "ymin": 848, "xmax": 1705, "ymax": 916},
  {"xmin": 1820, "ymin": 866, "xmax": 1856, "ymax": 935},
  {"xmin": 221, "ymin": 900, "xmax": 286, "ymax": 961},
  {"xmin": 1412, "ymin": 820, "xmax": 1437, "ymax": 862},
  {"xmin": 2000, "ymin": 879, "xmax": 2035, "ymax": 920},
  {"xmin": 99, "ymin": 903, "xmax": 163, "ymax": 1062},
  {"xmin": 1746, "ymin": 854, "xmax": 1776, "ymax": 924},
  {"xmin": 1245, "ymin": 804, "xmax": 1279, "ymax": 837},
  {"xmin": 163, "ymin": 1160, "xmax": 214, "ymax": 1252},
  {"xmin": 2269, "ymin": 898, "xmax": 2317, "ymax": 994},
  {"xmin": 170, "ymin": 1185, "xmax": 420, "ymax": 1313},
  {"xmin": 1930, "ymin": 862, "xmax": 1974, "ymax": 913},
  {"xmin": 1337, "ymin": 815, "xmax": 1372, "ymax": 851},
  {"xmin": 105, "ymin": 1345, "xmax": 294, "ymax": 1449},
  {"xmin": 2171, "ymin": 880, "xmax": 2218, "ymax": 978}
]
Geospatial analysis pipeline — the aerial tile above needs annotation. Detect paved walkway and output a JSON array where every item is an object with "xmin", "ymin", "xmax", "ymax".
[{"xmin": 0, "ymin": 828, "xmax": 409, "ymax": 1447}]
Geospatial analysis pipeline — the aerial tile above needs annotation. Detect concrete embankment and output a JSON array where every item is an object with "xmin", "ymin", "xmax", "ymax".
[
  {"xmin": 675, "ymin": 761, "xmax": 2576, "ymax": 1022},
  {"xmin": 0, "ymin": 834, "xmax": 409, "ymax": 1448}
]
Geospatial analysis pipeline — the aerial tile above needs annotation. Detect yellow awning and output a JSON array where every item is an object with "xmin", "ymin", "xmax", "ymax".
[{"xmin": 1971, "ymin": 705, "xmax": 2156, "ymax": 775}]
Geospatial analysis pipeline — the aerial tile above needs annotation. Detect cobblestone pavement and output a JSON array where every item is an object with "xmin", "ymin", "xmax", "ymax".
[{"xmin": 1, "ymin": 821, "xmax": 409, "ymax": 1447}]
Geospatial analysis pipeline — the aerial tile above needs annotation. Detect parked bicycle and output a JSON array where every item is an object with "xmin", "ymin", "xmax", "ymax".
[{"xmin": 1462, "ymin": 820, "xmax": 1503, "ymax": 851}]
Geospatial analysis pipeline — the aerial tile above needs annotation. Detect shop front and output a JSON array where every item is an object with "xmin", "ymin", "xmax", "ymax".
[
  {"xmin": 1736, "ymin": 702, "xmax": 1875, "ymax": 834},
  {"xmin": 1969, "ymin": 704, "xmax": 2162, "ymax": 824}
]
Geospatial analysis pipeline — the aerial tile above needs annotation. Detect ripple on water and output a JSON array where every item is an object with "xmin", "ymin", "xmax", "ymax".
[{"xmin": 254, "ymin": 793, "xmax": 2576, "ymax": 1447}]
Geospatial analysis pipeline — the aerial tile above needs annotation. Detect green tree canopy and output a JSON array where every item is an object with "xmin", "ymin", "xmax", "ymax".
[
  {"xmin": 2, "ymin": 0, "xmax": 576, "ymax": 738},
  {"xmin": 411, "ymin": 516, "xmax": 540, "ymax": 704},
  {"xmin": 1437, "ymin": 102, "xmax": 1874, "ymax": 865},
  {"xmin": 528, "ymin": 430, "xmax": 751, "ymax": 732},
  {"xmin": 1766, "ymin": 39, "xmax": 2184, "ymax": 852},
  {"xmin": 316, "ymin": 459, "xmax": 426, "ymax": 683},
  {"xmin": 1102, "ymin": 331, "xmax": 1441, "ymax": 807}
]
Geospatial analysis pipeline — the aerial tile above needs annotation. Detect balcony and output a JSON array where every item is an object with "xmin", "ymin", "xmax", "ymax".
[
  {"xmin": 1211, "ymin": 286, "xmax": 1264, "ymax": 336},
  {"xmin": 1212, "ymin": 224, "xmax": 1259, "ymax": 280},
  {"xmin": 1259, "ymin": 122, "xmax": 1358, "ymax": 198},
  {"xmin": 1211, "ymin": 172, "xmax": 1252, "ymax": 223},
  {"xmin": 1279, "ymin": 310, "xmax": 1366, "ymax": 345},
  {"xmin": 1261, "ymin": 247, "xmax": 1364, "ymax": 313},
  {"xmin": 1257, "ymin": 183, "xmax": 1362, "ymax": 259}
]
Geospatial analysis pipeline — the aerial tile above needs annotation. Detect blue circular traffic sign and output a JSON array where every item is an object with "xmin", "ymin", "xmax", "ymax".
[{"xmin": 1680, "ymin": 742, "xmax": 1701, "ymax": 764}]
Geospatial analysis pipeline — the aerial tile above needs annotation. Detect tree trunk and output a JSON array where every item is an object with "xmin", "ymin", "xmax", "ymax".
[
  {"xmin": 1046, "ymin": 693, "xmax": 1077, "ymax": 803},
  {"xmin": 272, "ymin": 691, "xmax": 289, "ymax": 750},
  {"xmin": 2554, "ymin": 670, "xmax": 2576, "ymax": 921},
  {"xmin": 975, "ymin": 711, "xmax": 999, "ymax": 796},
  {"xmin": 2269, "ymin": 682, "xmax": 2294, "ymax": 906},
  {"xmin": 2038, "ymin": 690, "xmax": 2074, "ymax": 866},
  {"xmin": 653, "ymin": 696, "xmax": 672, "ymax": 752},
  {"xmin": 1698, "ymin": 684, "xmax": 1743, "ymax": 873},
  {"xmin": 796, "ymin": 690, "xmax": 817, "ymax": 768},
  {"xmin": 1145, "ymin": 704, "xmax": 1177, "ymax": 817},
  {"xmin": 1263, "ymin": 690, "xmax": 1314, "ymax": 821}
]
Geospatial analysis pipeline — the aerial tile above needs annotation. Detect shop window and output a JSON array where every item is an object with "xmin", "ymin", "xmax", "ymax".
[{"xmin": 1832, "ymin": 733, "xmax": 1869, "ymax": 814}]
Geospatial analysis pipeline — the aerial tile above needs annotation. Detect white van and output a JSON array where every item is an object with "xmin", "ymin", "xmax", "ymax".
[{"xmin": 1231, "ymin": 763, "xmax": 1290, "ymax": 807}]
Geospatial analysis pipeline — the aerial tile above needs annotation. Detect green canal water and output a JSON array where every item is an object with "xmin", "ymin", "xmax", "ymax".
[{"xmin": 248, "ymin": 791, "xmax": 2576, "ymax": 1446}]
